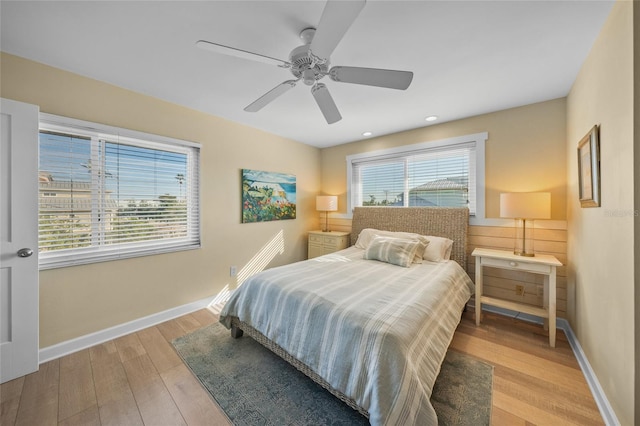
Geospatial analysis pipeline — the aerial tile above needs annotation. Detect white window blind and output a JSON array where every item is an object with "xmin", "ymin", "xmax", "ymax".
[
  {"xmin": 348, "ymin": 133, "xmax": 486, "ymax": 216},
  {"xmin": 38, "ymin": 114, "xmax": 200, "ymax": 269}
]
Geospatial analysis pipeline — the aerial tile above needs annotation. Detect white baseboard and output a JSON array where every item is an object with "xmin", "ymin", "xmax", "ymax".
[
  {"xmin": 476, "ymin": 304, "xmax": 619, "ymax": 426},
  {"xmin": 39, "ymin": 296, "xmax": 215, "ymax": 364},
  {"xmin": 559, "ymin": 318, "xmax": 620, "ymax": 426}
]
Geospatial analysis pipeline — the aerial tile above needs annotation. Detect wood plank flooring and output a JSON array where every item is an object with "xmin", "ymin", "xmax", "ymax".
[{"xmin": 1, "ymin": 308, "xmax": 604, "ymax": 425}]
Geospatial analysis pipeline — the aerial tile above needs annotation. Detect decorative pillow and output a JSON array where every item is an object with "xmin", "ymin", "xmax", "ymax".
[
  {"xmin": 355, "ymin": 228, "xmax": 428, "ymax": 263},
  {"xmin": 363, "ymin": 236, "xmax": 423, "ymax": 268},
  {"xmin": 423, "ymin": 236, "xmax": 454, "ymax": 262}
]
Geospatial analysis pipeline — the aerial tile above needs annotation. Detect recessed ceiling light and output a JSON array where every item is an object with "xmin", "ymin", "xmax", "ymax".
[
  {"xmin": 425, "ymin": 115, "xmax": 438, "ymax": 122},
  {"xmin": 362, "ymin": 131, "xmax": 373, "ymax": 137}
]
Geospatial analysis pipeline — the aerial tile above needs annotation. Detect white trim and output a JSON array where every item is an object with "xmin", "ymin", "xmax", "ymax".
[
  {"xmin": 475, "ymin": 135, "xmax": 486, "ymax": 221},
  {"xmin": 38, "ymin": 243, "xmax": 200, "ymax": 270},
  {"xmin": 38, "ymin": 296, "xmax": 215, "ymax": 364},
  {"xmin": 475, "ymin": 304, "xmax": 619, "ymax": 426}
]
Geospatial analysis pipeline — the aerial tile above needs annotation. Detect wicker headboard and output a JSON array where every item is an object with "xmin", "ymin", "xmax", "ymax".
[{"xmin": 350, "ymin": 207, "xmax": 469, "ymax": 270}]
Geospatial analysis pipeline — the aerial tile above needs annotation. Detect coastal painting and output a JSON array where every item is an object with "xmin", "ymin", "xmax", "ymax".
[{"xmin": 242, "ymin": 169, "xmax": 296, "ymax": 223}]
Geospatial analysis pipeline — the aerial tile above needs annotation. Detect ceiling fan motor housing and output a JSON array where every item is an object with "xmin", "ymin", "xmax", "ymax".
[{"xmin": 289, "ymin": 44, "xmax": 328, "ymax": 86}]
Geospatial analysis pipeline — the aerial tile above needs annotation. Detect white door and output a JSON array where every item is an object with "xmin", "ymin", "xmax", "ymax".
[{"xmin": 0, "ymin": 98, "xmax": 39, "ymax": 383}]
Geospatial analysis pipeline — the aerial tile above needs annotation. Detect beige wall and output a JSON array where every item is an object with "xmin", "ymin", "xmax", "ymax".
[
  {"xmin": 322, "ymin": 98, "xmax": 567, "ymax": 220},
  {"xmin": 566, "ymin": 1, "xmax": 634, "ymax": 424},
  {"xmin": 1, "ymin": 53, "xmax": 321, "ymax": 348}
]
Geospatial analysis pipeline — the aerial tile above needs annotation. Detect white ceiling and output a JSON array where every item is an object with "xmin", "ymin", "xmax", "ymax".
[{"xmin": 1, "ymin": 1, "xmax": 614, "ymax": 148}]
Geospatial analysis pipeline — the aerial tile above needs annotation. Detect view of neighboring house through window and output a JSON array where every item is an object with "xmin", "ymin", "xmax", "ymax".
[
  {"xmin": 347, "ymin": 133, "xmax": 486, "ymax": 217},
  {"xmin": 38, "ymin": 115, "xmax": 200, "ymax": 269}
]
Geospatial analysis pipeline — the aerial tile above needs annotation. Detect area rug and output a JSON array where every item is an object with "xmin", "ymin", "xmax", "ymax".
[{"xmin": 172, "ymin": 322, "xmax": 492, "ymax": 425}]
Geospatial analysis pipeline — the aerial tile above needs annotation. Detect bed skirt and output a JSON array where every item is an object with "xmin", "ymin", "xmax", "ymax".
[{"xmin": 229, "ymin": 316, "xmax": 370, "ymax": 419}]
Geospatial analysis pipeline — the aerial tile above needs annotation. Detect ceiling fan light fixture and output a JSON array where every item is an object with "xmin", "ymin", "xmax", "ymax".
[{"xmin": 302, "ymin": 68, "xmax": 317, "ymax": 86}]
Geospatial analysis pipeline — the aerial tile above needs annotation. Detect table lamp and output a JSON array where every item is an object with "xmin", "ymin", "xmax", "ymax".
[
  {"xmin": 500, "ymin": 192, "xmax": 551, "ymax": 257},
  {"xmin": 316, "ymin": 195, "xmax": 337, "ymax": 232}
]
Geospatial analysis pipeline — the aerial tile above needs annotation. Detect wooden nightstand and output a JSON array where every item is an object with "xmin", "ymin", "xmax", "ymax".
[
  {"xmin": 308, "ymin": 230, "xmax": 350, "ymax": 259},
  {"xmin": 472, "ymin": 247, "xmax": 563, "ymax": 347}
]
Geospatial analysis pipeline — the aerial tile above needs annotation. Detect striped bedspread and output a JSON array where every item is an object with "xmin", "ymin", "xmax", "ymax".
[{"xmin": 219, "ymin": 246, "xmax": 474, "ymax": 425}]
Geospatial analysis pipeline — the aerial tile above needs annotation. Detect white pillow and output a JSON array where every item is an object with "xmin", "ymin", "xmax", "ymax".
[
  {"xmin": 363, "ymin": 236, "xmax": 423, "ymax": 268},
  {"xmin": 354, "ymin": 228, "xmax": 428, "ymax": 263},
  {"xmin": 423, "ymin": 236, "xmax": 454, "ymax": 262}
]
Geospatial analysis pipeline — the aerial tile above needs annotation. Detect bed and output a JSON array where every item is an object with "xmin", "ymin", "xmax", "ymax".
[{"xmin": 219, "ymin": 207, "xmax": 473, "ymax": 425}]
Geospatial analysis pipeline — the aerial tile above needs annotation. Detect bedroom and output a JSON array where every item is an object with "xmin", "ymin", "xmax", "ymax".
[{"xmin": 0, "ymin": 0, "xmax": 636, "ymax": 425}]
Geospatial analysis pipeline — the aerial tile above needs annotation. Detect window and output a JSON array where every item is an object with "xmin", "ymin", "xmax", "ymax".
[
  {"xmin": 347, "ymin": 132, "xmax": 486, "ymax": 218},
  {"xmin": 38, "ymin": 114, "xmax": 200, "ymax": 269}
]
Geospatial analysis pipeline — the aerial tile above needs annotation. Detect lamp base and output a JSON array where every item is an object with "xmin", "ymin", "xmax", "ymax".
[
  {"xmin": 513, "ymin": 218, "xmax": 536, "ymax": 257},
  {"xmin": 321, "ymin": 212, "xmax": 330, "ymax": 232}
]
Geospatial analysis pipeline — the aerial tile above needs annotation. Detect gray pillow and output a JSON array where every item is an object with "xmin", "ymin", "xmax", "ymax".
[{"xmin": 363, "ymin": 236, "xmax": 423, "ymax": 268}]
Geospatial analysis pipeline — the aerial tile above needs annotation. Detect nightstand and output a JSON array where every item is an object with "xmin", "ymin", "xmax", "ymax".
[
  {"xmin": 472, "ymin": 247, "xmax": 563, "ymax": 347},
  {"xmin": 308, "ymin": 230, "xmax": 350, "ymax": 259}
]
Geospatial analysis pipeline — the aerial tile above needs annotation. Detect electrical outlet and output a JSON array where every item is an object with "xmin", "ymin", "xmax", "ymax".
[
  {"xmin": 515, "ymin": 285, "xmax": 525, "ymax": 296},
  {"xmin": 230, "ymin": 266, "xmax": 237, "ymax": 277}
]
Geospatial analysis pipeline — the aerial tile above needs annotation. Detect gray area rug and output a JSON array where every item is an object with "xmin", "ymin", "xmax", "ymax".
[{"xmin": 172, "ymin": 322, "xmax": 492, "ymax": 425}]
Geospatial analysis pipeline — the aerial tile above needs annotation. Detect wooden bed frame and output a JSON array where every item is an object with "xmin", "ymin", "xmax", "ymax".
[{"xmin": 229, "ymin": 206, "xmax": 470, "ymax": 419}]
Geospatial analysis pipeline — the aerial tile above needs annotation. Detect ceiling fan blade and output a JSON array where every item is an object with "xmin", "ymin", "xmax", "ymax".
[
  {"xmin": 196, "ymin": 40, "xmax": 290, "ymax": 68},
  {"xmin": 329, "ymin": 66, "xmax": 413, "ymax": 90},
  {"xmin": 311, "ymin": 83, "xmax": 342, "ymax": 124},
  {"xmin": 244, "ymin": 80, "xmax": 297, "ymax": 112},
  {"xmin": 310, "ymin": 0, "xmax": 366, "ymax": 61}
]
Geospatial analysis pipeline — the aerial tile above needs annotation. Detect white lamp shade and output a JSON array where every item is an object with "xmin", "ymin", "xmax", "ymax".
[
  {"xmin": 500, "ymin": 192, "xmax": 551, "ymax": 219},
  {"xmin": 316, "ymin": 195, "xmax": 338, "ymax": 212}
]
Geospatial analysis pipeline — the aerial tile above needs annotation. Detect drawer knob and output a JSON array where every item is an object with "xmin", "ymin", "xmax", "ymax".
[{"xmin": 509, "ymin": 261, "xmax": 518, "ymax": 267}]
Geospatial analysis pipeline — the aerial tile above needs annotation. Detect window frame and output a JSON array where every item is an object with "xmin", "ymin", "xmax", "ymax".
[
  {"xmin": 346, "ymin": 132, "xmax": 487, "ymax": 220},
  {"xmin": 38, "ymin": 113, "xmax": 201, "ymax": 270}
]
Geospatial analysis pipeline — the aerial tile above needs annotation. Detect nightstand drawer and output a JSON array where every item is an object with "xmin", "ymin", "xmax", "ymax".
[
  {"xmin": 323, "ymin": 235, "xmax": 347, "ymax": 245},
  {"xmin": 309, "ymin": 234, "xmax": 324, "ymax": 244},
  {"xmin": 481, "ymin": 256, "xmax": 552, "ymax": 274}
]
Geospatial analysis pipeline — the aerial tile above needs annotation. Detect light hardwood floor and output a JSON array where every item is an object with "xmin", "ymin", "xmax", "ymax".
[{"xmin": 1, "ymin": 308, "xmax": 604, "ymax": 426}]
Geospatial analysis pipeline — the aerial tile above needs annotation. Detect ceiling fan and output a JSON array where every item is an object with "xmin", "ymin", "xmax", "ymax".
[{"xmin": 196, "ymin": 0, "xmax": 413, "ymax": 124}]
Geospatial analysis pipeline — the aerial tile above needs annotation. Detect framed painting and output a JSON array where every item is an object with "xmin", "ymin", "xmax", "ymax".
[
  {"xmin": 577, "ymin": 125, "xmax": 600, "ymax": 208},
  {"xmin": 242, "ymin": 169, "xmax": 296, "ymax": 223}
]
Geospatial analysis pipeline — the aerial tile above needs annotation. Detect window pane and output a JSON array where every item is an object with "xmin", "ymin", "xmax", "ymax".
[
  {"xmin": 407, "ymin": 150, "xmax": 469, "ymax": 208},
  {"xmin": 104, "ymin": 142, "xmax": 189, "ymax": 245},
  {"xmin": 359, "ymin": 161, "xmax": 405, "ymax": 206},
  {"xmin": 38, "ymin": 132, "xmax": 93, "ymax": 252}
]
